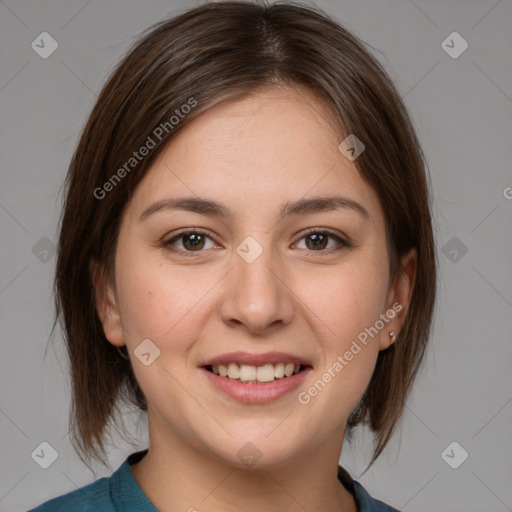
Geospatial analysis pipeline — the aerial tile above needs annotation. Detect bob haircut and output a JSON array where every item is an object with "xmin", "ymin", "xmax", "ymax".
[{"xmin": 51, "ymin": 0, "xmax": 437, "ymax": 470}]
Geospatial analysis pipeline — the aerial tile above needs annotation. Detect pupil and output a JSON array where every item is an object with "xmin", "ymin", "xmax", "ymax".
[
  {"xmin": 185, "ymin": 234, "xmax": 204, "ymax": 250},
  {"xmin": 308, "ymin": 233, "xmax": 326, "ymax": 250}
]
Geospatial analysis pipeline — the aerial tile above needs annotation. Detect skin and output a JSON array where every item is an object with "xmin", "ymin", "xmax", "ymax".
[{"xmin": 93, "ymin": 84, "xmax": 416, "ymax": 511}]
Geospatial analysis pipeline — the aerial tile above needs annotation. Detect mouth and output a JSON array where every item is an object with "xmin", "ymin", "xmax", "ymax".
[
  {"xmin": 200, "ymin": 351, "xmax": 313, "ymax": 403},
  {"xmin": 203, "ymin": 362, "xmax": 311, "ymax": 384}
]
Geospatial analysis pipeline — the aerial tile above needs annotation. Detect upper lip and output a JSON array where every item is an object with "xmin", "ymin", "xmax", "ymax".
[{"xmin": 200, "ymin": 351, "xmax": 312, "ymax": 367}]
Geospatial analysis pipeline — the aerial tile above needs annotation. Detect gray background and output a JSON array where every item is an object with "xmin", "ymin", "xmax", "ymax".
[{"xmin": 1, "ymin": 0, "xmax": 511, "ymax": 511}]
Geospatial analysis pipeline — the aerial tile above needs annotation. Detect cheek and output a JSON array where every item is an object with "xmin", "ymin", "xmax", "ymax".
[
  {"xmin": 295, "ymin": 259, "xmax": 387, "ymax": 405},
  {"xmin": 300, "ymin": 262, "xmax": 388, "ymax": 349},
  {"xmin": 116, "ymin": 252, "xmax": 215, "ymax": 352},
  {"xmin": 116, "ymin": 256, "xmax": 207, "ymax": 395}
]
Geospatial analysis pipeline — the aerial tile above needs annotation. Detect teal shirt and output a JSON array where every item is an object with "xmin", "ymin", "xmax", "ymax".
[{"xmin": 28, "ymin": 450, "xmax": 400, "ymax": 511}]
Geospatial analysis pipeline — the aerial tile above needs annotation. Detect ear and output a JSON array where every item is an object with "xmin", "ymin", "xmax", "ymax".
[
  {"xmin": 379, "ymin": 248, "xmax": 417, "ymax": 351},
  {"xmin": 90, "ymin": 259, "xmax": 125, "ymax": 347}
]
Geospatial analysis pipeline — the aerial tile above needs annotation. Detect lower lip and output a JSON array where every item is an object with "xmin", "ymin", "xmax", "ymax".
[{"xmin": 201, "ymin": 367, "xmax": 311, "ymax": 404}]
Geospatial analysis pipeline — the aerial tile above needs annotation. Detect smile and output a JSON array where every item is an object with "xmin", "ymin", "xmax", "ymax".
[
  {"xmin": 205, "ymin": 363, "xmax": 306, "ymax": 383},
  {"xmin": 202, "ymin": 363, "xmax": 312, "ymax": 404}
]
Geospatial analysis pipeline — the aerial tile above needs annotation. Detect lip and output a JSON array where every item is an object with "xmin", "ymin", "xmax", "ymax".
[
  {"xmin": 200, "ymin": 351, "xmax": 312, "ymax": 367},
  {"xmin": 201, "ymin": 366, "xmax": 312, "ymax": 404}
]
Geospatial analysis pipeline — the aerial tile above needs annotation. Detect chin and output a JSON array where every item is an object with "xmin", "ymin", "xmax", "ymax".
[{"xmin": 202, "ymin": 433, "xmax": 304, "ymax": 471}]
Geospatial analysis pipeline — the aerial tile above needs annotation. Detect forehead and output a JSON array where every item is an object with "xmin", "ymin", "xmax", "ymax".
[
  {"xmin": 125, "ymin": 85, "xmax": 384, "ymax": 228},
  {"xmin": 172, "ymin": 85, "xmax": 342, "ymax": 167}
]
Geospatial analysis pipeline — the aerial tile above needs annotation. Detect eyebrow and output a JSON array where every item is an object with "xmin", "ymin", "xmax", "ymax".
[{"xmin": 139, "ymin": 195, "xmax": 370, "ymax": 221}]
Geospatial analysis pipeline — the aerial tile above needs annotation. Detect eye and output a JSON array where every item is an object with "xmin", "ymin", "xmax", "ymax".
[
  {"xmin": 163, "ymin": 228, "xmax": 351, "ymax": 257},
  {"xmin": 163, "ymin": 230, "xmax": 217, "ymax": 256},
  {"xmin": 294, "ymin": 229, "xmax": 350, "ymax": 252}
]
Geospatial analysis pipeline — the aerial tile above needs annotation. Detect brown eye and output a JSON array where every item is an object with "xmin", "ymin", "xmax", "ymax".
[
  {"xmin": 180, "ymin": 233, "xmax": 206, "ymax": 251},
  {"xmin": 305, "ymin": 232, "xmax": 328, "ymax": 250},
  {"xmin": 164, "ymin": 230, "xmax": 216, "ymax": 255},
  {"xmin": 295, "ymin": 230, "xmax": 350, "ymax": 252}
]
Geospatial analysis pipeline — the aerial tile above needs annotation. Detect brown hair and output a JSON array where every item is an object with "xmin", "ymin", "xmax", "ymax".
[{"xmin": 50, "ymin": 0, "xmax": 437, "ymax": 470}]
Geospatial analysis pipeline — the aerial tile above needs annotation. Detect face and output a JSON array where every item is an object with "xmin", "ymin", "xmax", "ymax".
[{"xmin": 95, "ymin": 85, "xmax": 415, "ymax": 469}]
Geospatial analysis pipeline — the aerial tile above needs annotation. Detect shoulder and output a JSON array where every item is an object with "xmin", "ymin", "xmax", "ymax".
[
  {"xmin": 338, "ymin": 465, "xmax": 401, "ymax": 512},
  {"xmin": 353, "ymin": 480, "xmax": 402, "ymax": 512},
  {"xmin": 28, "ymin": 450, "xmax": 152, "ymax": 512},
  {"xmin": 27, "ymin": 474, "xmax": 113, "ymax": 511}
]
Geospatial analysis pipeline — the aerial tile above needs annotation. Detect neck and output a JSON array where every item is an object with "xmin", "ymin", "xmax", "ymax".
[{"xmin": 130, "ymin": 415, "xmax": 357, "ymax": 512}]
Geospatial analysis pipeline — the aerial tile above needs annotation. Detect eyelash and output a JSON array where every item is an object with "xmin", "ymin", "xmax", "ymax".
[{"xmin": 162, "ymin": 228, "xmax": 351, "ymax": 258}]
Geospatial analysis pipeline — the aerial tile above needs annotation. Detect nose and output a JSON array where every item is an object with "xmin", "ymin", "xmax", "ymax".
[{"xmin": 219, "ymin": 242, "xmax": 295, "ymax": 335}]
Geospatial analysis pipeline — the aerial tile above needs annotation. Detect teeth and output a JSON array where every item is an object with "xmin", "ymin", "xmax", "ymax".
[
  {"xmin": 211, "ymin": 363, "xmax": 302, "ymax": 382},
  {"xmin": 274, "ymin": 363, "xmax": 285, "ymax": 378},
  {"xmin": 284, "ymin": 363, "xmax": 295, "ymax": 377},
  {"xmin": 256, "ymin": 364, "xmax": 275, "ymax": 382},
  {"xmin": 227, "ymin": 363, "xmax": 240, "ymax": 379},
  {"xmin": 239, "ymin": 364, "xmax": 257, "ymax": 382}
]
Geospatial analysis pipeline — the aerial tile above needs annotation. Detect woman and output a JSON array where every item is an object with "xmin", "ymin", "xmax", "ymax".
[{"xmin": 30, "ymin": 1, "xmax": 437, "ymax": 510}]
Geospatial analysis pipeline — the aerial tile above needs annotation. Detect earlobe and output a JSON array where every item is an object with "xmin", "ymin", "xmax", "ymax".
[
  {"xmin": 379, "ymin": 248, "xmax": 417, "ymax": 351},
  {"xmin": 90, "ymin": 259, "xmax": 125, "ymax": 347}
]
